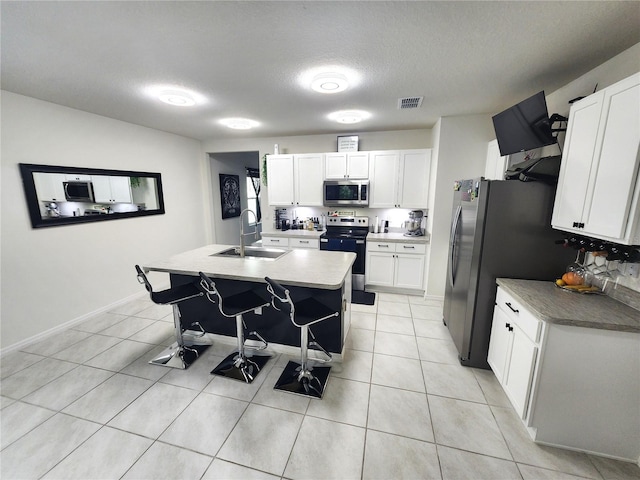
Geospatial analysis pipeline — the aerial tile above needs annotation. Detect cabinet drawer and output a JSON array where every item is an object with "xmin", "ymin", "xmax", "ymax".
[
  {"xmin": 262, "ymin": 236, "xmax": 289, "ymax": 248},
  {"xmin": 367, "ymin": 241, "xmax": 396, "ymax": 252},
  {"xmin": 290, "ymin": 238, "xmax": 319, "ymax": 249},
  {"xmin": 496, "ymin": 287, "xmax": 541, "ymax": 343},
  {"xmin": 394, "ymin": 243, "xmax": 426, "ymax": 255}
]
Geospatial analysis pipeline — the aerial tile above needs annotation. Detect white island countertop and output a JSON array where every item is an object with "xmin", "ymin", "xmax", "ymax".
[{"xmin": 143, "ymin": 244, "xmax": 356, "ymax": 289}]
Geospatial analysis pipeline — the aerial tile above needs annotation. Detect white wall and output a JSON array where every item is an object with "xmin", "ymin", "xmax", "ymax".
[
  {"xmin": 0, "ymin": 92, "xmax": 207, "ymax": 350},
  {"xmin": 426, "ymin": 114, "xmax": 495, "ymax": 297}
]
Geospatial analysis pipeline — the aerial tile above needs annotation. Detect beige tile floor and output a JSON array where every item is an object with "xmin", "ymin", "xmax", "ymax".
[{"xmin": 1, "ymin": 292, "xmax": 639, "ymax": 479}]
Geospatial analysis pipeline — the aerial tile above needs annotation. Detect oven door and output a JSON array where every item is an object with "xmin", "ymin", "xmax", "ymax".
[{"xmin": 320, "ymin": 237, "xmax": 365, "ymax": 274}]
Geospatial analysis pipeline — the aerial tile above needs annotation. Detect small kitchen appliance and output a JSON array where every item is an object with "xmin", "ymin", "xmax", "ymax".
[{"xmin": 404, "ymin": 210, "xmax": 424, "ymax": 236}]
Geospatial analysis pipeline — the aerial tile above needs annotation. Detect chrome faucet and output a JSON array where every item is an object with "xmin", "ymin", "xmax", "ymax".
[{"xmin": 239, "ymin": 208, "xmax": 260, "ymax": 257}]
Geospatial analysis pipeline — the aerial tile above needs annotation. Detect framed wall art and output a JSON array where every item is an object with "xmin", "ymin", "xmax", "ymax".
[{"xmin": 219, "ymin": 174, "xmax": 241, "ymax": 219}]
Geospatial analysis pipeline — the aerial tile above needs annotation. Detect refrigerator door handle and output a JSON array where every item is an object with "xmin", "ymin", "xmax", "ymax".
[{"xmin": 448, "ymin": 205, "xmax": 462, "ymax": 288}]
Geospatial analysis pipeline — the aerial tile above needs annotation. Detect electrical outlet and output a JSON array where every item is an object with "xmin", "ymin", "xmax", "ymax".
[{"xmin": 626, "ymin": 263, "xmax": 640, "ymax": 278}]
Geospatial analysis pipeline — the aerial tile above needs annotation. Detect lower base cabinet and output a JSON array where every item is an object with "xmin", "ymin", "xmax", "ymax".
[
  {"xmin": 261, "ymin": 235, "xmax": 319, "ymax": 249},
  {"xmin": 366, "ymin": 241, "xmax": 425, "ymax": 290},
  {"xmin": 487, "ymin": 287, "xmax": 539, "ymax": 419},
  {"xmin": 488, "ymin": 284, "xmax": 640, "ymax": 461}
]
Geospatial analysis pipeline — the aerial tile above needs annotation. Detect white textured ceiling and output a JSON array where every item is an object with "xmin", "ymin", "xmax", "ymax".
[{"xmin": 2, "ymin": 1, "xmax": 639, "ymax": 141}]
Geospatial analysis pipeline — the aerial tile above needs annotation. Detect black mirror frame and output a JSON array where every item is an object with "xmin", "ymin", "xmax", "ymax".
[{"xmin": 19, "ymin": 163, "xmax": 165, "ymax": 228}]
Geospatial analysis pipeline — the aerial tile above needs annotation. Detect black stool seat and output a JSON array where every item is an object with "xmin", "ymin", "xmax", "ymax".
[
  {"xmin": 151, "ymin": 283, "xmax": 202, "ymax": 306},
  {"xmin": 218, "ymin": 290, "xmax": 269, "ymax": 317},
  {"xmin": 290, "ymin": 297, "xmax": 337, "ymax": 327}
]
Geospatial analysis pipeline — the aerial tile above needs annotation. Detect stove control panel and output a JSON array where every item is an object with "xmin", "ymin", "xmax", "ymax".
[{"xmin": 326, "ymin": 216, "xmax": 369, "ymax": 227}]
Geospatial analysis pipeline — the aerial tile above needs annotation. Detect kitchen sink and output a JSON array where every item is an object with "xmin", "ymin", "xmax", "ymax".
[{"xmin": 211, "ymin": 246, "xmax": 289, "ymax": 260}]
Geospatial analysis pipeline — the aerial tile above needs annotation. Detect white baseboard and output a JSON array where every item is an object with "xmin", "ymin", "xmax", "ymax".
[{"xmin": 0, "ymin": 289, "xmax": 150, "ymax": 358}]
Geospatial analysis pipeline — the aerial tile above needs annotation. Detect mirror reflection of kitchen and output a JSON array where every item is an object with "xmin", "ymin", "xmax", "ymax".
[{"xmin": 33, "ymin": 171, "xmax": 160, "ymax": 220}]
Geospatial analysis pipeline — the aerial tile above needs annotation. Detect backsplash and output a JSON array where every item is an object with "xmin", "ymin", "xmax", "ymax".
[
  {"xmin": 264, "ymin": 206, "xmax": 427, "ymax": 234},
  {"xmin": 583, "ymin": 252, "xmax": 640, "ymax": 310}
]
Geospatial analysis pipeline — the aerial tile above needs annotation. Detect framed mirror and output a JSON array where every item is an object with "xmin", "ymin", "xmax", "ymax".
[{"xmin": 19, "ymin": 163, "xmax": 165, "ymax": 228}]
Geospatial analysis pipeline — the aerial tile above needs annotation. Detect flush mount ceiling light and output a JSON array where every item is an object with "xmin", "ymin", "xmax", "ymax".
[
  {"xmin": 145, "ymin": 85, "xmax": 206, "ymax": 107},
  {"xmin": 310, "ymin": 72, "xmax": 349, "ymax": 94},
  {"xmin": 299, "ymin": 66, "xmax": 360, "ymax": 93},
  {"xmin": 219, "ymin": 118, "xmax": 260, "ymax": 130},
  {"xmin": 328, "ymin": 110, "xmax": 371, "ymax": 124},
  {"xmin": 158, "ymin": 90, "xmax": 196, "ymax": 107}
]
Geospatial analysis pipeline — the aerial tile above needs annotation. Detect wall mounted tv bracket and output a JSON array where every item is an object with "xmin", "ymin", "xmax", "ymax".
[{"xmin": 549, "ymin": 113, "xmax": 568, "ymax": 134}]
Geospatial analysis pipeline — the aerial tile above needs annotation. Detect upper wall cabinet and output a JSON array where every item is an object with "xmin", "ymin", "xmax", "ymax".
[
  {"xmin": 92, "ymin": 175, "xmax": 132, "ymax": 203},
  {"xmin": 324, "ymin": 152, "xmax": 369, "ymax": 179},
  {"xmin": 484, "ymin": 139, "xmax": 509, "ymax": 180},
  {"xmin": 267, "ymin": 153, "xmax": 324, "ymax": 207},
  {"xmin": 369, "ymin": 149, "xmax": 431, "ymax": 208},
  {"xmin": 552, "ymin": 73, "xmax": 640, "ymax": 245}
]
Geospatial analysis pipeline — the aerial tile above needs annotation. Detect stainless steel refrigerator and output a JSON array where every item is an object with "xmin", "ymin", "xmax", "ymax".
[{"xmin": 443, "ymin": 178, "xmax": 574, "ymax": 369}]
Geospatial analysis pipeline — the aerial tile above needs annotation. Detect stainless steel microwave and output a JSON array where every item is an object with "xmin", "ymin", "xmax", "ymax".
[
  {"xmin": 323, "ymin": 180, "xmax": 369, "ymax": 207},
  {"xmin": 63, "ymin": 181, "xmax": 95, "ymax": 202}
]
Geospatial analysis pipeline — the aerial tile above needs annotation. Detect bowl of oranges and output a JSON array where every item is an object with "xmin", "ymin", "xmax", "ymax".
[{"xmin": 555, "ymin": 270, "xmax": 601, "ymax": 293}]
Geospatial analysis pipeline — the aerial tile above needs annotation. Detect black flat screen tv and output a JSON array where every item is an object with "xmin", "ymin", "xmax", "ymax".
[{"xmin": 492, "ymin": 91, "xmax": 556, "ymax": 156}]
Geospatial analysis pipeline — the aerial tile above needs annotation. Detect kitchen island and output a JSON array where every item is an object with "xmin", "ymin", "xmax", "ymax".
[{"xmin": 143, "ymin": 244, "xmax": 356, "ymax": 357}]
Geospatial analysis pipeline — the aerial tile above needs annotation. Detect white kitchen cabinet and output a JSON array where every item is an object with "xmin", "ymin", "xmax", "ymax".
[
  {"xmin": 552, "ymin": 72, "xmax": 640, "ymax": 244},
  {"xmin": 267, "ymin": 153, "xmax": 324, "ymax": 206},
  {"xmin": 266, "ymin": 155, "xmax": 295, "ymax": 206},
  {"xmin": 324, "ymin": 152, "xmax": 369, "ymax": 179},
  {"xmin": 33, "ymin": 172, "xmax": 66, "ymax": 202},
  {"xmin": 484, "ymin": 139, "xmax": 509, "ymax": 180},
  {"xmin": 261, "ymin": 235, "xmax": 319, "ymax": 250},
  {"xmin": 488, "ymin": 286, "xmax": 540, "ymax": 419},
  {"xmin": 92, "ymin": 175, "xmax": 132, "ymax": 203},
  {"xmin": 366, "ymin": 241, "xmax": 426, "ymax": 290},
  {"xmin": 290, "ymin": 237, "xmax": 319, "ymax": 249},
  {"xmin": 489, "ymin": 280, "xmax": 640, "ymax": 461},
  {"xmin": 369, "ymin": 149, "xmax": 431, "ymax": 208},
  {"xmin": 261, "ymin": 236, "xmax": 289, "ymax": 248}
]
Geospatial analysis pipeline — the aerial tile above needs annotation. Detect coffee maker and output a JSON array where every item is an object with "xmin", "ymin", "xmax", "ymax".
[
  {"xmin": 275, "ymin": 208, "xmax": 289, "ymax": 230},
  {"xmin": 404, "ymin": 210, "xmax": 424, "ymax": 236}
]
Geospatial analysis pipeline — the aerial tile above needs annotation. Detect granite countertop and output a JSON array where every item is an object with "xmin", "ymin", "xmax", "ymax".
[
  {"xmin": 497, "ymin": 278, "xmax": 640, "ymax": 333},
  {"xmin": 367, "ymin": 232, "xmax": 430, "ymax": 244},
  {"xmin": 261, "ymin": 229, "xmax": 325, "ymax": 239},
  {"xmin": 144, "ymin": 244, "xmax": 356, "ymax": 289}
]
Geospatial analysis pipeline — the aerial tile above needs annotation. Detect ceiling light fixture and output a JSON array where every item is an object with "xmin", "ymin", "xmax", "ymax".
[
  {"xmin": 220, "ymin": 118, "xmax": 260, "ymax": 130},
  {"xmin": 328, "ymin": 110, "xmax": 371, "ymax": 124},
  {"xmin": 299, "ymin": 66, "xmax": 360, "ymax": 93},
  {"xmin": 310, "ymin": 72, "xmax": 349, "ymax": 94},
  {"xmin": 158, "ymin": 90, "xmax": 196, "ymax": 107},
  {"xmin": 145, "ymin": 85, "xmax": 206, "ymax": 107}
]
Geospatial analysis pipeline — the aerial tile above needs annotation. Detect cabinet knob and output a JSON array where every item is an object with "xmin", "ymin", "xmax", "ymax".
[{"xmin": 505, "ymin": 323, "xmax": 514, "ymax": 332}]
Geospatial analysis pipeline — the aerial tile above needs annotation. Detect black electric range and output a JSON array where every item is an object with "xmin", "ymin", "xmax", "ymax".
[{"xmin": 320, "ymin": 216, "xmax": 369, "ymax": 291}]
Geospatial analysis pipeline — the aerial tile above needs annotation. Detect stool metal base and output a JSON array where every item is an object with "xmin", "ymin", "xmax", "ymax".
[
  {"xmin": 149, "ymin": 342, "xmax": 209, "ymax": 369},
  {"xmin": 211, "ymin": 351, "xmax": 271, "ymax": 383},
  {"xmin": 274, "ymin": 360, "xmax": 331, "ymax": 399}
]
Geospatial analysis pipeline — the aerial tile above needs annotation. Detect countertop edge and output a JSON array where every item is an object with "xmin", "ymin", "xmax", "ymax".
[
  {"xmin": 144, "ymin": 245, "xmax": 355, "ymax": 291},
  {"xmin": 496, "ymin": 278, "xmax": 640, "ymax": 333},
  {"xmin": 366, "ymin": 232, "xmax": 430, "ymax": 244}
]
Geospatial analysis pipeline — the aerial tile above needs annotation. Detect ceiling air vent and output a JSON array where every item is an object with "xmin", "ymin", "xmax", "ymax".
[{"xmin": 398, "ymin": 96, "xmax": 423, "ymax": 109}]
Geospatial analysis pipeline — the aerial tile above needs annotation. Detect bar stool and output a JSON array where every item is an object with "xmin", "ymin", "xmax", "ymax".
[
  {"xmin": 198, "ymin": 272, "xmax": 272, "ymax": 383},
  {"xmin": 135, "ymin": 265, "xmax": 208, "ymax": 369},
  {"xmin": 265, "ymin": 276, "xmax": 338, "ymax": 399}
]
